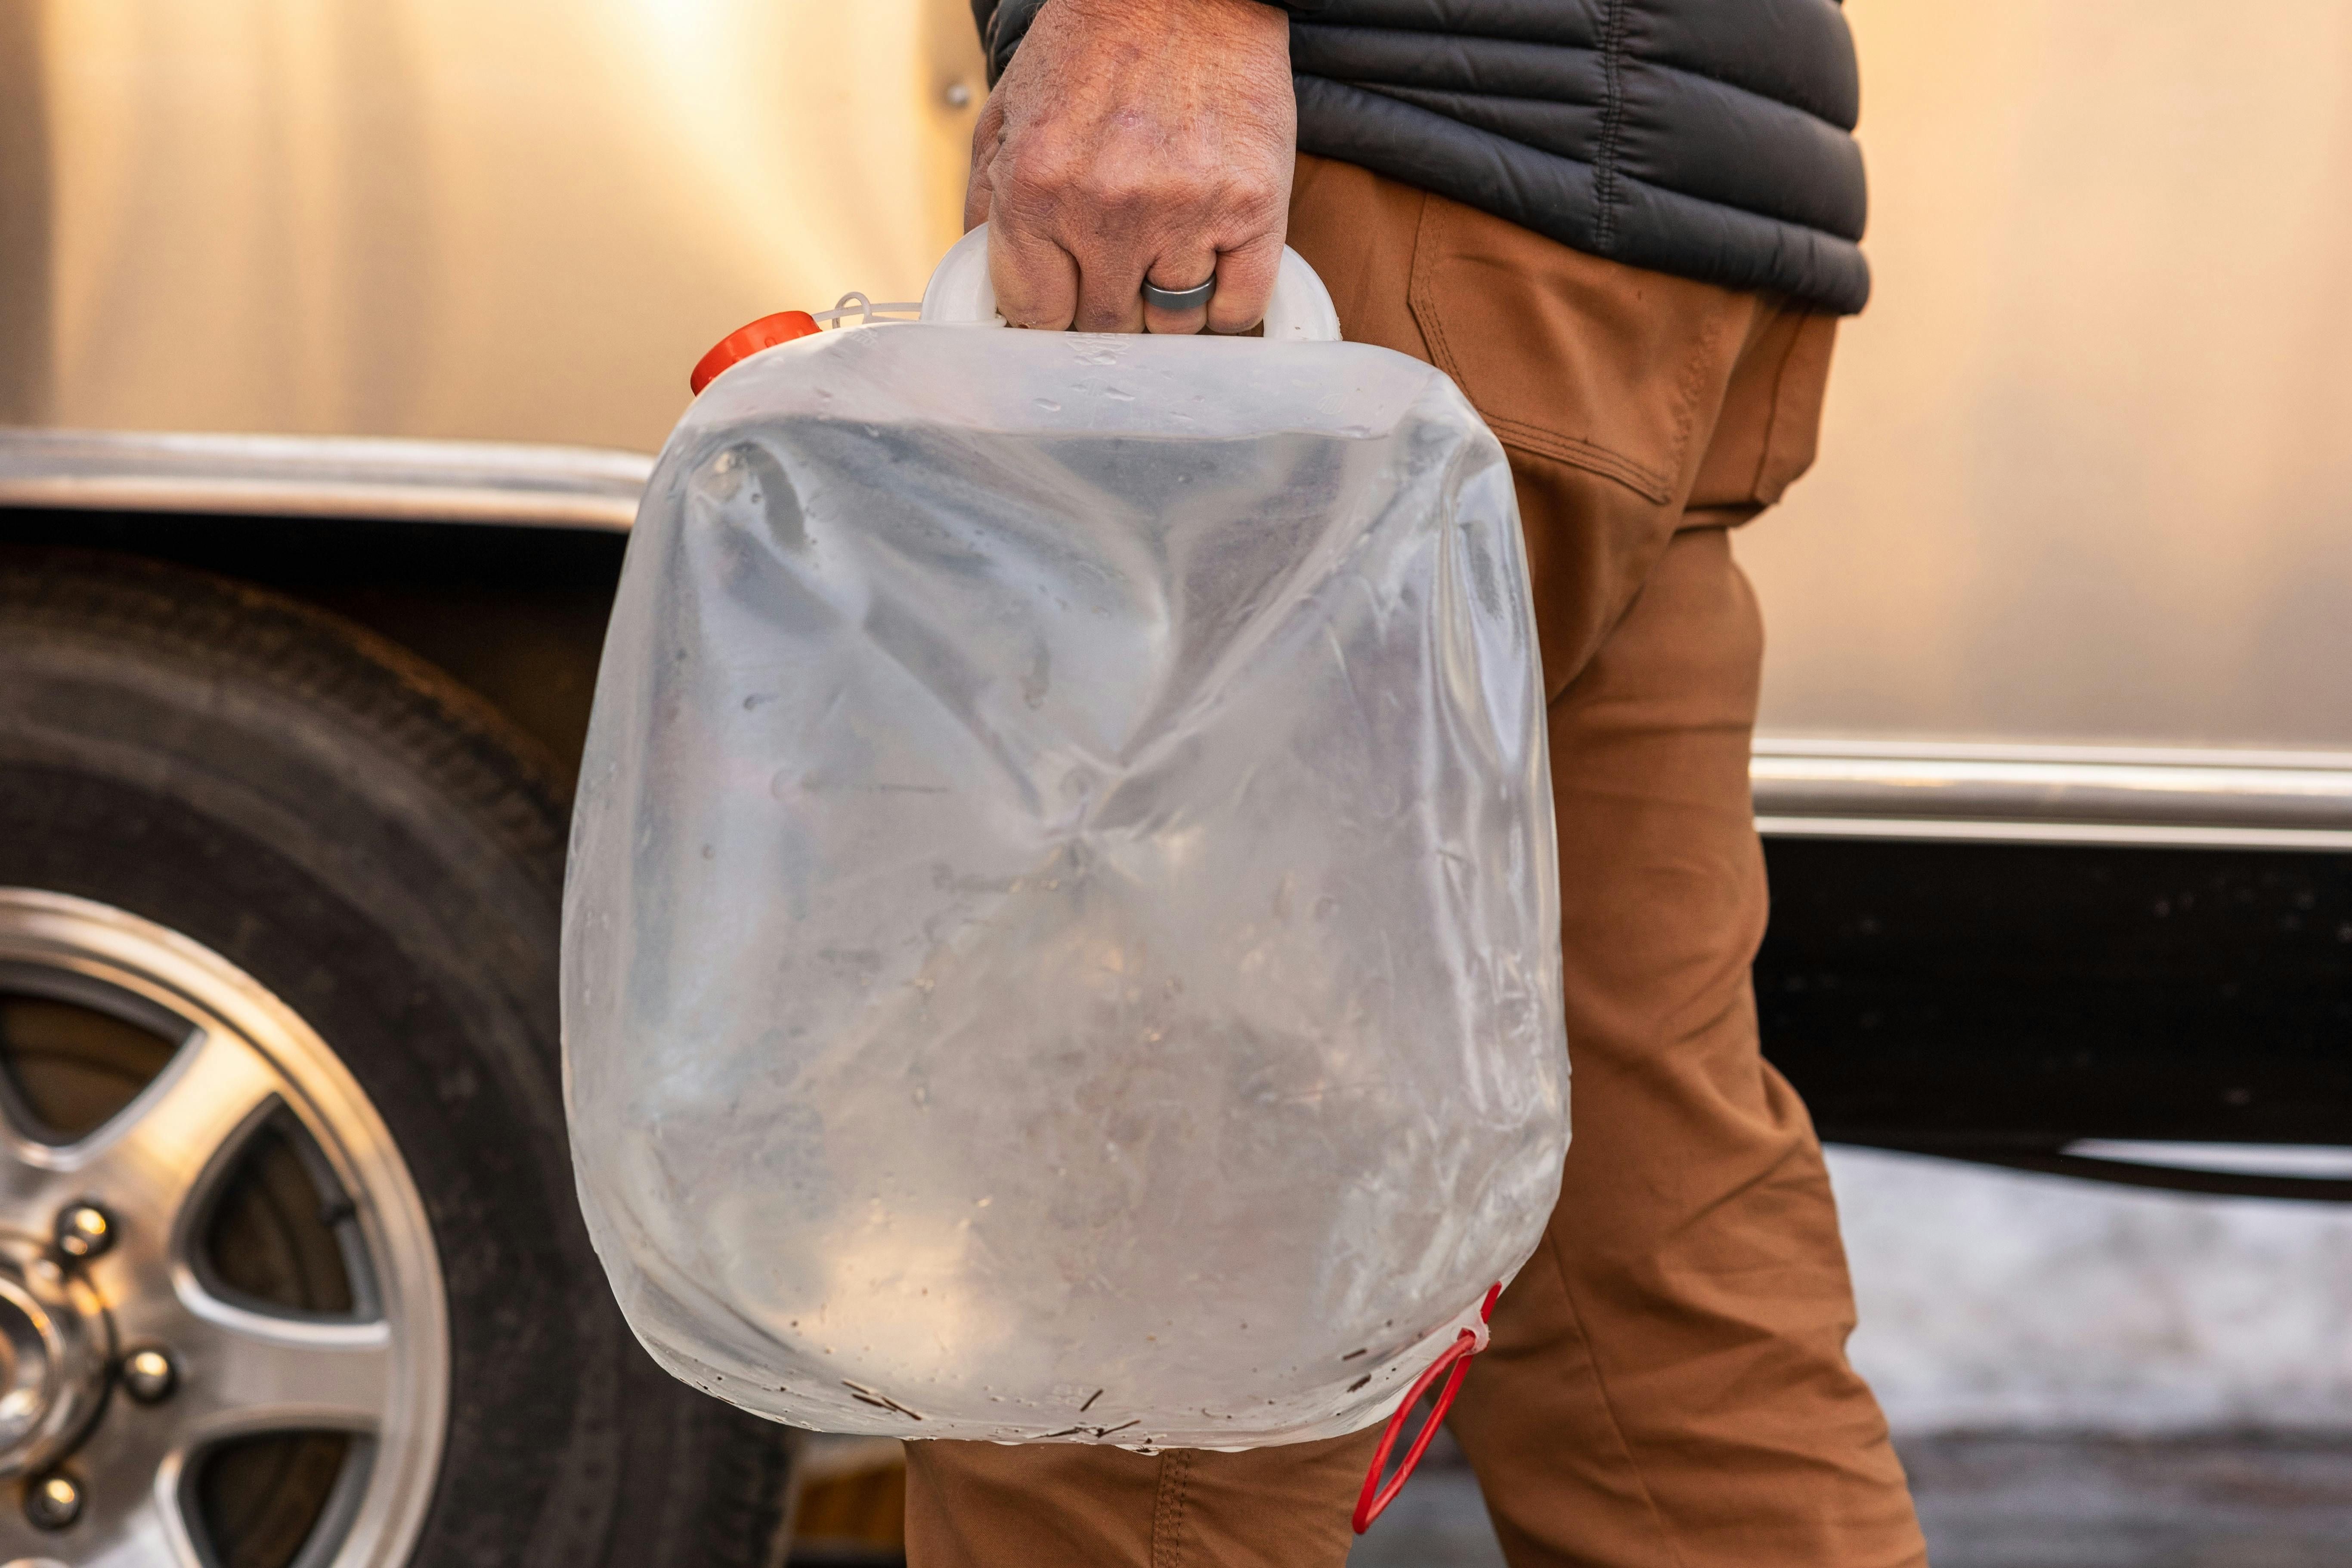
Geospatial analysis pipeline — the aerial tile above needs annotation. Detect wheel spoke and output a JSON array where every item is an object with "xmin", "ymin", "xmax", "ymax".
[
  {"xmin": 98, "ymin": 1486, "xmax": 211, "ymax": 1568},
  {"xmin": 37, "ymin": 1294, "xmax": 380, "ymax": 1568},
  {"xmin": 68, "ymin": 1025, "xmax": 284, "ymax": 1232},
  {"xmin": 164, "ymin": 1293, "xmax": 396, "ymax": 1446},
  {"xmin": 0, "ymin": 1121, "xmax": 65, "ymax": 1208},
  {"xmin": 0, "ymin": 1468, "xmax": 207, "ymax": 1568}
]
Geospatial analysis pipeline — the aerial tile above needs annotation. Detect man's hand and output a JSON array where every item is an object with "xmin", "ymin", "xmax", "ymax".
[{"xmin": 964, "ymin": 0, "xmax": 1295, "ymax": 334}]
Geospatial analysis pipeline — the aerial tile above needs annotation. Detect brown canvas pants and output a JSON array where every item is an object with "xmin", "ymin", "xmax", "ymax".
[{"xmin": 903, "ymin": 155, "xmax": 1929, "ymax": 1568}]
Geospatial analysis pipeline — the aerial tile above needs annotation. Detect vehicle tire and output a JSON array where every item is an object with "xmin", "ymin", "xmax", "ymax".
[{"xmin": 0, "ymin": 547, "xmax": 795, "ymax": 1568}]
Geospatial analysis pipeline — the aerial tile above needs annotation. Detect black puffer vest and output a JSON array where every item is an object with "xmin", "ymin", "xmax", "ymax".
[{"xmin": 972, "ymin": 0, "xmax": 1869, "ymax": 314}]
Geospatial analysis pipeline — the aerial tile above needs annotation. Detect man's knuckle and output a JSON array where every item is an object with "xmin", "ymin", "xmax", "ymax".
[
  {"xmin": 1079, "ymin": 167, "xmax": 1161, "ymax": 214},
  {"xmin": 998, "ymin": 139, "xmax": 1081, "ymax": 198},
  {"xmin": 1216, "ymin": 166, "xmax": 1284, "ymax": 215}
]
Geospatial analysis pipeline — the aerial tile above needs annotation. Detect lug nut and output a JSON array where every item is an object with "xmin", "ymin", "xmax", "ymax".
[
  {"xmin": 121, "ymin": 1346, "xmax": 176, "ymax": 1404},
  {"xmin": 25, "ymin": 1472, "xmax": 81, "ymax": 1530},
  {"xmin": 53, "ymin": 1203, "xmax": 114, "ymax": 1261}
]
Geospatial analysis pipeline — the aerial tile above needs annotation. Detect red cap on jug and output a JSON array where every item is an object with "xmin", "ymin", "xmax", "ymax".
[{"xmin": 690, "ymin": 311, "xmax": 820, "ymax": 395}]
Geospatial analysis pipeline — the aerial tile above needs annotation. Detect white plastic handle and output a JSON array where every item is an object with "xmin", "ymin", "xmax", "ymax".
[{"xmin": 918, "ymin": 223, "xmax": 1342, "ymax": 343}]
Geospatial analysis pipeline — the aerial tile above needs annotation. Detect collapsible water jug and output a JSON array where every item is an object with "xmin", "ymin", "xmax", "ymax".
[{"xmin": 563, "ymin": 228, "xmax": 1569, "ymax": 1455}]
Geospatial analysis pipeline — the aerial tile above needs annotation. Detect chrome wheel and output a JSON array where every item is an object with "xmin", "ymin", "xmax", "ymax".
[{"xmin": 0, "ymin": 889, "xmax": 447, "ymax": 1567}]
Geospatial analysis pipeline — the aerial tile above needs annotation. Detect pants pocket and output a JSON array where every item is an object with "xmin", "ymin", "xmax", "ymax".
[{"xmin": 1405, "ymin": 192, "xmax": 1736, "ymax": 507}]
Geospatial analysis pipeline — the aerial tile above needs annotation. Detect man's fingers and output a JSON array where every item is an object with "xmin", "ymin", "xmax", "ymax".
[
  {"xmin": 992, "ymin": 226, "xmax": 1283, "ymax": 334},
  {"xmin": 962, "ymin": 96, "xmax": 1006, "ymax": 232},
  {"xmin": 988, "ymin": 223, "xmax": 1080, "ymax": 331},
  {"xmin": 1141, "ymin": 240, "xmax": 1220, "ymax": 335},
  {"xmin": 1073, "ymin": 245, "xmax": 1148, "ymax": 334},
  {"xmin": 963, "ymin": 160, "xmax": 996, "ymax": 233},
  {"xmin": 1206, "ymin": 233, "xmax": 1283, "ymax": 336}
]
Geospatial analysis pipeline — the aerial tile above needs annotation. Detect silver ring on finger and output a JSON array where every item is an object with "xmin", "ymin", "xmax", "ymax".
[{"xmin": 1141, "ymin": 274, "xmax": 1216, "ymax": 312}]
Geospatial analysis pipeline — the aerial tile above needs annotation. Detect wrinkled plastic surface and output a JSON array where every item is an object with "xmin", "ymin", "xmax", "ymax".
[{"xmin": 563, "ymin": 323, "xmax": 1569, "ymax": 1447}]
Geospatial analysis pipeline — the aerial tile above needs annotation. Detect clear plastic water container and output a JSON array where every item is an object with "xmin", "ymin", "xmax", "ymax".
[{"xmin": 562, "ymin": 229, "xmax": 1569, "ymax": 1450}]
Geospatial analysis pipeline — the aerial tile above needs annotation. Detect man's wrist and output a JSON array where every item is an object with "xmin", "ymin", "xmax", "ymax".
[{"xmin": 1040, "ymin": 0, "xmax": 1290, "ymax": 31}]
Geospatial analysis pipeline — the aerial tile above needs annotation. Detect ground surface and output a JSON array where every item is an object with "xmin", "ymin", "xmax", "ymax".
[
  {"xmin": 1343, "ymin": 1432, "xmax": 2352, "ymax": 1568},
  {"xmin": 786, "ymin": 1431, "xmax": 2352, "ymax": 1566}
]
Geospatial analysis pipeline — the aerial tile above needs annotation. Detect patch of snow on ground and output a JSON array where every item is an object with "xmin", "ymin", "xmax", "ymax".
[{"xmin": 1826, "ymin": 1145, "xmax": 2352, "ymax": 1435}]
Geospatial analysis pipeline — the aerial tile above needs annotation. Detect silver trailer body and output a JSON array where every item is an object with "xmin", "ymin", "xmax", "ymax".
[{"xmin": 0, "ymin": 3, "xmax": 2347, "ymax": 1561}]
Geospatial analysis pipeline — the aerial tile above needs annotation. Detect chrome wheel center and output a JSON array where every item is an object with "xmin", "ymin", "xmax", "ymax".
[{"xmin": 0, "ymin": 1233, "xmax": 110, "ymax": 1479}]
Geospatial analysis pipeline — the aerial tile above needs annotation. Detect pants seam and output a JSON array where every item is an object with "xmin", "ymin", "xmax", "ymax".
[
  {"xmin": 1746, "ymin": 311, "xmax": 1810, "ymax": 504},
  {"xmin": 1150, "ymin": 1449, "xmax": 1193, "ymax": 1568},
  {"xmin": 1536, "ymin": 1222, "xmax": 1695, "ymax": 1568},
  {"xmin": 1488, "ymin": 414, "xmax": 1675, "ymax": 505}
]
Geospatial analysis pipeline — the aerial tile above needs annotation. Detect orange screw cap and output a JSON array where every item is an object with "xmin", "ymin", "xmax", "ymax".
[{"xmin": 690, "ymin": 311, "xmax": 820, "ymax": 395}]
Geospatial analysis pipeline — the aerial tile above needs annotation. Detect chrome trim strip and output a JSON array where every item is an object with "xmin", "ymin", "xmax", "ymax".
[
  {"xmin": 1855, "ymin": 1141, "xmax": 2352, "ymax": 1205},
  {"xmin": 0, "ymin": 428, "xmax": 652, "ymax": 531},
  {"xmin": 2065, "ymin": 1141, "xmax": 2352, "ymax": 1180},
  {"xmin": 9, "ymin": 431, "xmax": 2349, "ymax": 851},
  {"xmin": 1755, "ymin": 815, "xmax": 2352, "ymax": 852},
  {"xmin": 1753, "ymin": 738, "xmax": 2352, "ymax": 849}
]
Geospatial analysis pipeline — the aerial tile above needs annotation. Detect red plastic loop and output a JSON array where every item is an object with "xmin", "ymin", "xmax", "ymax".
[
  {"xmin": 1352, "ymin": 1282, "xmax": 1501, "ymax": 1534},
  {"xmin": 689, "ymin": 310, "xmax": 820, "ymax": 396}
]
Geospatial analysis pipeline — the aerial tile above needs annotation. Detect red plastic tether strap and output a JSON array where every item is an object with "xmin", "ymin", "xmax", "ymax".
[{"xmin": 1352, "ymin": 1282, "xmax": 1502, "ymax": 1534}]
